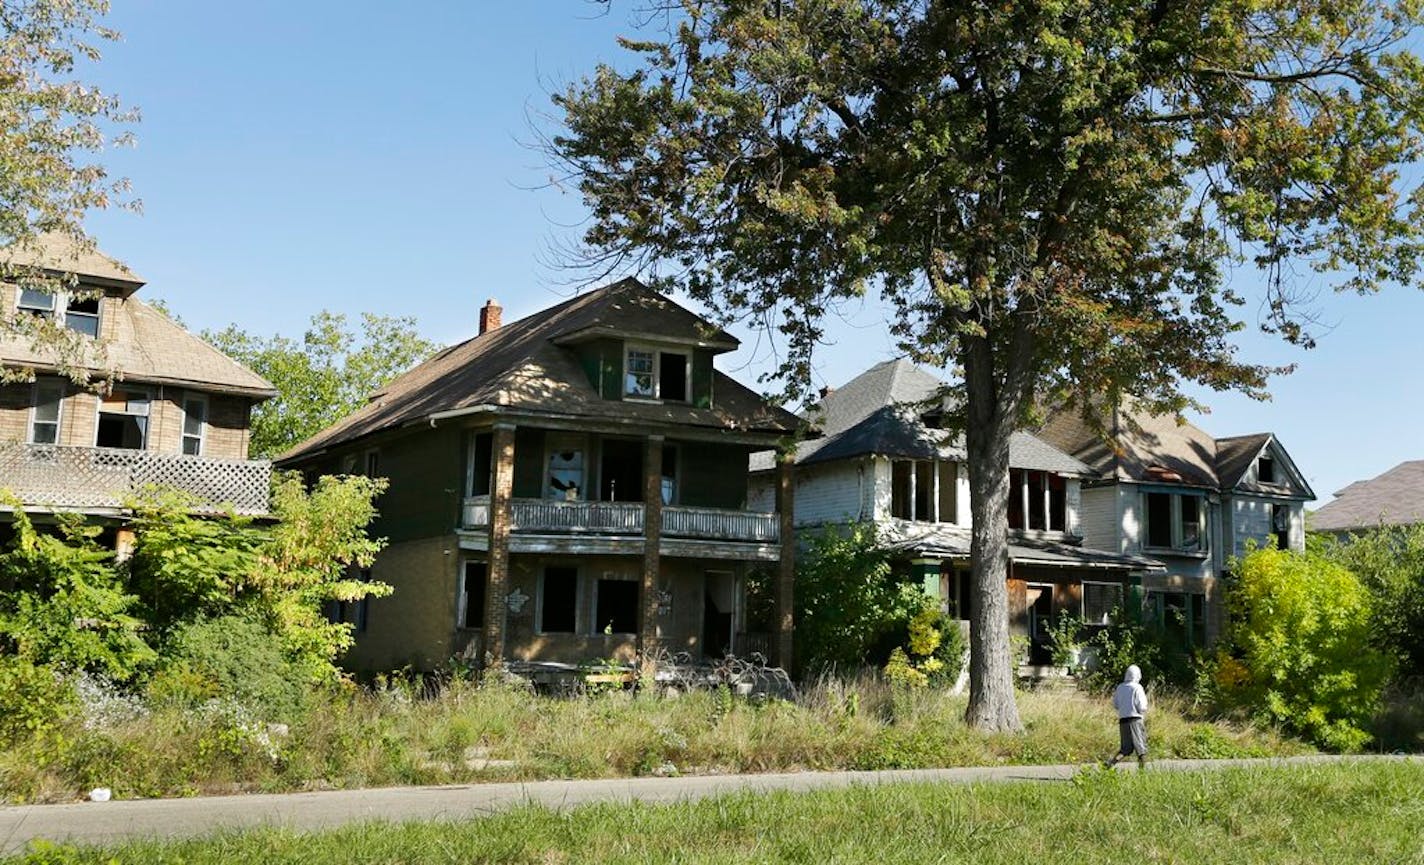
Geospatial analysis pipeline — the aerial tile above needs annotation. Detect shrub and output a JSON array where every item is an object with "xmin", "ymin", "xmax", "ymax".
[
  {"xmin": 1315, "ymin": 524, "xmax": 1424, "ymax": 678},
  {"xmin": 0, "ymin": 657, "xmax": 74, "ymax": 747},
  {"xmin": 154, "ymin": 615, "xmax": 309, "ymax": 722},
  {"xmin": 793, "ymin": 525, "xmax": 923, "ymax": 673},
  {"xmin": 1206, "ymin": 546, "xmax": 1391, "ymax": 751}
]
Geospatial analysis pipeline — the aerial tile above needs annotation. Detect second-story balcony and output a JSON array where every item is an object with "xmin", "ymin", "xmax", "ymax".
[
  {"xmin": 462, "ymin": 495, "xmax": 779, "ymax": 544},
  {"xmin": 0, "ymin": 442, "xmax": 271, "ymax": 516}
]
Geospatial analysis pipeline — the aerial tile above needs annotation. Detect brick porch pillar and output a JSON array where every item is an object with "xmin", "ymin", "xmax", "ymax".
[
  {"xmin": 640, "ymin": 435, "xmax": 664, "ymax": 660},
  {"xmin": 482, "ymin": 422, "xmax": 515, "ymax": 664},
  {"xmin": 774, "ymin": 452, "xmax": 796, "ymax": 671}
]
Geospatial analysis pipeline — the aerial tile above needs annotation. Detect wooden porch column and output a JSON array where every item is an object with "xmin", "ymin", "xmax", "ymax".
[
  {"xmin": 775, "ymin": 452, "xmax": 796, "ymax": 671},
  {"xmin": 640, "ymin": 435, "xmax": 664, "ymax": 658},
  {"xmin": 482, "ymin": 422, "xmax": 516, "ymax": 664}
]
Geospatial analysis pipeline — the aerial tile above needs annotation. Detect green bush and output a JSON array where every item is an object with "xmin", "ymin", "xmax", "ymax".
[
  {"xmin": 793, "ymin": 525, "xmax": 923, "ymax": 673},
  {"xmin": 154, "ymin": 615, "xmax": 309, "ymax": 722},
  {"xmin": 1206, "ymin": 546, "xmax": 1391, "ymax": 751},
  {"xmin": 0, "ymin": 657, "xmax": 74, "ymax": 747},
  {"xmin": 1315, "ymin": 524, "xmax": 1424, "ymax": 678}
]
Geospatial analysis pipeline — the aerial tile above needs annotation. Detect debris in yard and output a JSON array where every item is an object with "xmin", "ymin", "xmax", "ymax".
[{"xmin": 88, "ymin": 788, "xmax": 111, "ymax": 802}]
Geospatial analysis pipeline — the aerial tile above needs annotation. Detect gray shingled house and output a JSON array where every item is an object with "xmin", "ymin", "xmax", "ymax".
[
  {"xmin": 748, "ymin": 359, "xmax": 1159, "ymax": 666},
  {"xmin": 278, "ymin": 279, "xmax": 801, "ymax": 674},
  {"xmin": 1310, "ymin": 460, "xmax": 1424, "ymax": 538},
  {"xmin": 0, "ymin": 236, "xmax": 276, "ymax": 537},
  {"xmin": 1036, "ymin": 402, "xmax": 1314, "ymax": 647}
]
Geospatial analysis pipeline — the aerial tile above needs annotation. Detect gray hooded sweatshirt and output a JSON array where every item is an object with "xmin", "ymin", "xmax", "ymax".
[{"xmin": 1112, "ymin": 665, "xmax": 1148, "ymax": 719}]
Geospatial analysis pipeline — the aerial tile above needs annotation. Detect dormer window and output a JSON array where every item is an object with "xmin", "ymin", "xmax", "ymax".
[
  {"xmin": 624, "ymin": 345, "xmax": 689, "ymax": 402},
  {"xmin": 1257, "ymin": 455, "xmax": 1276, "ymax": 484},
  {"xmin": 16, "ymin": 287, "xmax": 101, "ymax": 337}
]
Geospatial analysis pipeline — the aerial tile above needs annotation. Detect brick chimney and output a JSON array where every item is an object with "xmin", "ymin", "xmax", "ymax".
[{"xmin": 479, "ymin": 298, "xmax": 502, "ymax": 335}]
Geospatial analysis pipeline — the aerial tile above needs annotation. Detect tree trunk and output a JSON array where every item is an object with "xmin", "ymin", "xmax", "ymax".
[{"xmin": 962, "ymin": 335, "xmax": 1025, "ymax": 733}]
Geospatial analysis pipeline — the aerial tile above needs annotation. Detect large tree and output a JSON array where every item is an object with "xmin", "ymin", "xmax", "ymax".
[
  {"xmin": 0, "ymin": 0, "xmax": 136, "ymax": 381},
  {"xmin": 550, "ymin": 0, "xmax": 1424, "ymax": 729},
  {"xmin": 205, "ymin": 311, "xmax": 442, "ymax": 458}
]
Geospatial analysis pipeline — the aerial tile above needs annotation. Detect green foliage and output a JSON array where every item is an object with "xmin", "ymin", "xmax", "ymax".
[
  {"xmin": 1207, "ymin": 547, "xmax": 1392, "ymax": 751},
  {"xmin": 152, "ymin": 615, "xmax": 309, "ymax": 722},
  {"xmin": 1044, "ymin": 613, "xmax": 1084, "ymax": 668},
  {"xmin": 551, "ymin": 0, "xmax": 1424, "ymax": 730},
  {"xmin": 793, "ymin": 525, "xmax": 923, "ymax": 673},
  {"xmin": 0, "ymin": 656, "xmax": 75, "ymax": 748},
  {"xmin": 884, "ymin": 602, "xmax": 966, "ymax": 689},
  {"xmin": 0, "ymin": 504, "xmax": 153, "ymax": 680},
  {"xmin": 204, "ymin": 312, "xmax": 441, "ymax": 457},
  {"xmin": 0, "ymin": 0, "xmax": 137, "ymax": 382},
  {"xmin": 1082, "ymin": 617, "xmax": 1196, "ymax": 693},
  {"xmin": 1314, "ymin": 524, "xmax": 1424, "ymax": 678}
]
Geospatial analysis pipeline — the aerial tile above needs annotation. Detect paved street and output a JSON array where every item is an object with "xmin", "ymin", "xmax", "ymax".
[{"xmin": 0, "ymin": 755, "xmax": 1413, "ymax": 855}]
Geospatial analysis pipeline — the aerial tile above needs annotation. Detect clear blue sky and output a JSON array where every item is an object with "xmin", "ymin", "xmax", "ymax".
[{"xmin": 83, "ymin": 2, "xmax": 1424, "ymax": 505}]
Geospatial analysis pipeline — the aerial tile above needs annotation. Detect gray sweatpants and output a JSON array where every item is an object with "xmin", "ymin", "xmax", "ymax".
[{"xmin": 1118, "ymin": 717, "xmax": 1147, "ymax": 757}]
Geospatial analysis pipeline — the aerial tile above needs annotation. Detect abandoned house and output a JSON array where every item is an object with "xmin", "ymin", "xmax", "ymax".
[
  {"xmin": 277, "ymin": 279, "xmax": 801, "ymax": 674},
  {"xmin": 749, "ymin": 359, "xmax": 1161, "ymax": 667},
  {"xmin": 1036, "ymin": 401, "xmax": 1314, "ymax": 647},
  {"xmin": 0, "ymin": 235, "xmax": 276, "ymax": 542}
]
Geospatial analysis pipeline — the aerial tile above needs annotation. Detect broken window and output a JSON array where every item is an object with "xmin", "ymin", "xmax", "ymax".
[
  {"xmin": 1048, "ymin": 474, "xmax": 1066, "ymax": 531},
  {"xmin": 30, "ymin": 380, "xmax": 63, "ymax": 445},
  {"xmin": 459, "ymin": 561, "xmax": 487, "ymax": 630},
  {"xmin": 625, "ymin": 348, "xmax": 656, "ymax": 398},
  {"xmin": 658, "ymin": 352, "xmax": 687, "ymax": 401},
  {"xmin": 546, "ymin": 436, "xmax": 585, "ymax": 500},
  {"xmin": 661, "ymin": 444, "xmax": 678, "ymax": 505},
  {"xmin": 16, "ymin": 289, "xmax": 100, "ymax": 336},
  {"xmin": 891, "ymin": 461, "xmax": 913, "ymax": 519},
  {"xmin": 181, "ymin": 394, "xmax": 206, "ymax": 456},
  {"xmin": 1257, "ymin": 456, "xmax": 1276, "ymax": 484},
  {"xmin": 1273, "ymin": 504, "xmax": 1291, "ymax": 550},
  {"xmin": 1144, "ymin": 492, "xmax": 1206, "ymax": 552},
  {"xmin": 64, "ymin": 296, "xmax": 99, "ymax": 337},
  {"xmin": 914, "ymin": 461, "xmax": 934, "ymax": 520},
  {"xmin": 1007, "ymin": 469, "xmax": 1025, "ymax": 529},
  {"xmin": 599, "ymin": 438, "xmax": 643, "ymax": 502},
  {"xmin": 96, "ymin": 388, "xmax": 149, "ymax": 450},
  {"xmin": 595, "ymin": 576, "xmax": 639, "ymax": 635},
  {"xmin": 466, "ymin": 432, "xmax": 493, "ymax": 496},
  {"xmin": 1026, "ymin": 470, "xmax": 1047, "ymax": 530},
  {"xmin": 539, "ymin": 567, "xmax": 578, "ymax": 633}
]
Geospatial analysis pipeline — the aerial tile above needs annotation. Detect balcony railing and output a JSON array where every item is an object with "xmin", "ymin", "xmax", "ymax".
[
  {"xmin": 462, "ymin": 496, "xmax": 778, "ymax": 543},
  {"xmin": 664, "ymin": 505, "xmax": 778, "ymax": 542},
  {"xmin": 0, "ymin": 442, "xmax": 271, "ymax": 515}
]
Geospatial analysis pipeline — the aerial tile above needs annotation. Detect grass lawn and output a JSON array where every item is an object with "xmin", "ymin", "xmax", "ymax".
[{"xmin": 7, "ymin": 762, "xmax": 1421, "ymax": 864}]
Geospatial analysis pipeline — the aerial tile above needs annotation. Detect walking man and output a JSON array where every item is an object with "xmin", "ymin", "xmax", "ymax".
[{"xmin": 1107, "ymin": 664, "xmax": 1148, "ymax": 768}]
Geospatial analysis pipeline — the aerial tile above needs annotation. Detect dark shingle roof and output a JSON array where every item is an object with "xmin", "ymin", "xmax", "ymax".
[
  {"xmin": 279, "ymin": 279, "xmax": 799, "ymax": 461},
  {"xmin": 876, "ymin": 519, "xmax": 1164, "ymax": 571},
  {"xmin": 1036, "ymin": 399, "xmax": 1220, "ymax": 487},
  {"xmin": 1215, "ymin": 433, "xmax": 1273, "ymax": 489},
  {"xmin": 757, "ymin": 359, "xmax": 1089, "ymax": 475},
  {"xmin": 1311, "ymin": 460, "xmax": 1424, "ymax": 532}
]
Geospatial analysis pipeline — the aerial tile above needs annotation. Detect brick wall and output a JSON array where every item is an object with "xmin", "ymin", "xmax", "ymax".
[{"xmin": 342, "ymin": 534, "xmax": 459, "ymax": 673}]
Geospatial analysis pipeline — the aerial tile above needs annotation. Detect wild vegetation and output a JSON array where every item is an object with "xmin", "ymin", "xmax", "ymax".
[
  {"xmin": 9, "ymin": 761, "xmax": 1422, "ymax": 864},
  {"xmin": 0, "ymin": 671, "xmax": 1310, "ymax": 804}
]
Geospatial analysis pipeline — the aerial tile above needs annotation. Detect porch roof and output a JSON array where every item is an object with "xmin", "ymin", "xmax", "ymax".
[{"xmin": 877, "ymin": 519, "xmax": 1164, "ymax": 572}]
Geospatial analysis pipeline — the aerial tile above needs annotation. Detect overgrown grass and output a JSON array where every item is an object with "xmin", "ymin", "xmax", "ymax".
[
  {"xmin": 0, "ymin": 674, "xmax": 1313, "ymax": 804},
  {"xmin": 8, "ymin": 762, "xmax": 1422, "ymax": 864}
]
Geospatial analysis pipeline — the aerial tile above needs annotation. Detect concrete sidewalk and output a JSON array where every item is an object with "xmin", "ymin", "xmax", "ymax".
[{"xmin": 0, "ymin": 754, "xmax": 1413, "ymax": 854}]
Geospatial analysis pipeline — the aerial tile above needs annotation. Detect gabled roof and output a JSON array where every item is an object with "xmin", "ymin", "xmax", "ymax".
[
  {"xmin": 759, "ymin": 359, "xmax": 1089, "ymax": 475},
  {"xmin": 2, "ymin": 233, "xmax": 144, "ymax": 290},
  {"xmin": 280, "ymin": 278, "xmax": 800, "ymax": 462},
  {"xmin": 1215, "ymin": 433, "xmax": 1273, "ymax": 489},
  {"xmin": 1215, "ymin": 433, "xmax": 1314, "ymax": 499},
  {"xmin": 1311, "ymin": 460, "xmax": 1424, "ymax": 532}
]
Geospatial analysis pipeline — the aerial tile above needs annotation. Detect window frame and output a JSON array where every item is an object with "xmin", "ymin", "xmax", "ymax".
[
  {"xmin": 94, "ymin": 385, "xmax": 151, "ymax": 451},
  {"xmin": 28, "ymin": 379, "xmax": 65, "ymax": 445},
  {"xmin": 1141, "ymin": 490, "xmax": 1208, "ymax": 554},
  {"xmin": 181, "ymin": 393, "xmax": 208, "ymax": 456},
  {"xmin": 457, "ymin": 560, "xmax": 488, "ymax": 631},
  {"xmin": 14, "ymin": 287, "xmax": 102, "ymax": 337},
  {"xmin": 1081, "ymin": 580, "xmax": 1124, "ymax": 627},
  {"xmin": 622, "ymin": 343, "xmax": 691, "ymax": 403},
  {"xmin": 592, "ymin": 572, "xmax": 640, "ymax": 636},
  {"xmin": 1257, "ymin": 455, "xmax": 1276, "ymax": 484}
]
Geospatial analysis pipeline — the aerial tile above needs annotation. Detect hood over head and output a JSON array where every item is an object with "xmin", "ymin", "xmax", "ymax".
[{"xmin": 1123, "ymin": 665, "xmax": 1142, "ymax": 684}]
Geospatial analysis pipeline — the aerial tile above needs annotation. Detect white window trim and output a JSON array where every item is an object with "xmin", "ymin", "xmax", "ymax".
[
  {"xmin": 27, "ymin": 379, "xmax": 64, "ymax": 445},
  {"xmin": 94, "ymin": 385, "xmax": 152, "ymax": 450},
  {"xmin": 14, "ymin": 287, "xmax": 101, "ymax": 337},
  {"xmin": 623, "ymin": 344, "xmax": 691, "ymax": 403},
  {"xmin": 1142, "ymin": 491, "xmax": 1207, "ymax": 554},
  {"xmin": 536, "ymin": 566, "xmax": 581, "ymax": 635},
  {"xmin": 181, "ymin": 393, "xmax": 208, "ymax": 457}
]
